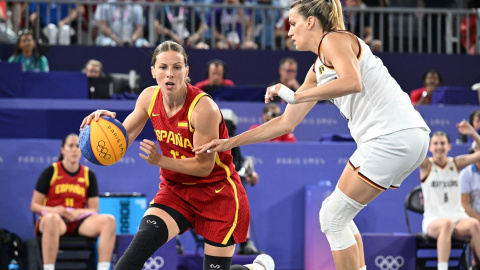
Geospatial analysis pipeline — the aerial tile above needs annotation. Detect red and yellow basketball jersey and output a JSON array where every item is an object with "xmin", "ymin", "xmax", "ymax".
[
  {"xmin": 44, "ymin": 161, "xmax": 90, "ymax": 209},
  {"xmin": 148, "ymin": 83, "xmax": 239, "ymax": 184}
]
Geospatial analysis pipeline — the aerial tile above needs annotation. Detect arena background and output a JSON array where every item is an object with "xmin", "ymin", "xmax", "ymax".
[{"xmin": 1, "ymin": 43, "xmax": 480, "ymax": 269}]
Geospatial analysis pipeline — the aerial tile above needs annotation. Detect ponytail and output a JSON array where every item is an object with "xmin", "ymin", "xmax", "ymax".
[
  {"xmin": 291, "ymin": 0, "xmax": 345, "ymax": 32},
  {"xmin": 330, "ymin": 0, "xmax": 345, "ymax": 31}
]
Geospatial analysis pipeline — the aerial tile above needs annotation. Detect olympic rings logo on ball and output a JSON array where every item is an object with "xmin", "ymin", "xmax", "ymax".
[
  {"xmin": 375, "ymin": 255, "xmax": 405, "ymax": 270},
  {"xmin": 96, "ymin": 140, "xmax": 111, "ymax": 160},
  {"xmin": 143, "ymin": 256, "xmax": 164, "ymax": 269}
]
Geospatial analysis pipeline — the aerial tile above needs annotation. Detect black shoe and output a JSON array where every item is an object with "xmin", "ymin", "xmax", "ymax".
[{"xmin": 237, "ymin": 239, "xmax": 264, "ymax": 255}]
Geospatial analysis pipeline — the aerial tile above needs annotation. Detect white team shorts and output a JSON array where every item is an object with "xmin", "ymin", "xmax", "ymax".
[
  {"xmin": 422, "ymin": 214, "xmax": 469, "ymax": 234},
  {"xmin": 349, "ymin": 127, "xmax": 430, "ymax": 190}
]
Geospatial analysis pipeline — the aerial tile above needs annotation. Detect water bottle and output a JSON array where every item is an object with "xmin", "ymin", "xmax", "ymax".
[{"xmin": 8, "ymin": 259, "xmax": 19, "ymax": 270}]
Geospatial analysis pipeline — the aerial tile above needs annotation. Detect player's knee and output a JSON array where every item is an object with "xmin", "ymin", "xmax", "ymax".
[
  {"xmin": 204, "ymin": 254, "xmax": 232, "ymax": 270},
  {"xmin": 115, "ymin": 215, "xmax": 169, "ymax": 270},
  {"xmin": 438, "ymin": 219, "xmax": 454, "ymax": 233},
  {"xmin": 319, "ymin": 188, "xmax": 365, "ymax": 251},
  {"xmin": 100, "ymin": 214, "xmax": 117, "ymax": 233},
  {"xmin": 41, "ymin": 213, "xmax": 63, "ymax": 233}
]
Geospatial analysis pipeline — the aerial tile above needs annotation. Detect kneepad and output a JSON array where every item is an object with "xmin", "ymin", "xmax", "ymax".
[
  {"xmin": 115, "ymin": 215, "xmax": 169, "ymax": 270},
  {"xmin": 319, "ymin": 188, "xmax": 365, "ymax": 251},
  {"xmin": 204, "ymin": 254, "xmax": 233, "ymax": 270}
]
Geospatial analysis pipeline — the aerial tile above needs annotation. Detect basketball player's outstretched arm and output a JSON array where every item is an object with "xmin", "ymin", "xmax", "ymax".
[
  {"xmin": 266, "ymin": 33, "xmax": 362, "ymax": 104},
  {"xmin": 193, "ymin": 69, "xmax": 318, "ymax": 155},
  {"xmin": 139, "ymin": 96, "xmax": 221, "ymax": 177}
]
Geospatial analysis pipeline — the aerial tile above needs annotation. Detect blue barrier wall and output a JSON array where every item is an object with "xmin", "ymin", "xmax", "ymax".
[
  {"xmin": 0, "ymin": 139, "xmax": 470, "ymax": 269},
  {"xmin": 0, "ymin": 98, "xmax": 478, "ymax": 143},
  {"xmin": 1, "ymin": 44, "xmax": 480, "ymax": 94},
  {"xmin": 0, "ymin": 63, "xmax": 88, "ymax": 99}
]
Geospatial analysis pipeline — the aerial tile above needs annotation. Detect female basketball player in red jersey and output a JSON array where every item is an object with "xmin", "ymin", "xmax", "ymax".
[
  {"xmin": 31, "ymin": 134, "xmax": 117, "ymax": 270},
  {"xmin": 80, "ymin": 41, "xmax": 274, "ymax": 270}
]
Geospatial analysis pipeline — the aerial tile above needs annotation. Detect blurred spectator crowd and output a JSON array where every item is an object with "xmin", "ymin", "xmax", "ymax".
[{"xmin": 0, "ymin": 0, "xmax": 479, "ymax": 54}]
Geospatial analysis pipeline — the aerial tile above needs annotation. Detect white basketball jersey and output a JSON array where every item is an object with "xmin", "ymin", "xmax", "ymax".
[
  {"xmin": 313, "ymin": 31, "xmax": 429, "ymax": 143},
  {"xmin": 422, "ymin": 157, "xmax": 467, "ymax": 221}
]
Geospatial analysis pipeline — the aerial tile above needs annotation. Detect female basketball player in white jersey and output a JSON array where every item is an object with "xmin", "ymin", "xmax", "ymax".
[
  {"xmin": 419, "ymin": 121, "xmax": 480, "ymax": 270},
  {"xmin": 193, "ymin": 0, "xmax": 430, "ymax": 269}
]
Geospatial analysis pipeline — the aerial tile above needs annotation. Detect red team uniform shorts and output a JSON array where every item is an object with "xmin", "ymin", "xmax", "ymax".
[{"xmin": 152, "ymin": 177, "xmax": 250, "ymax": 245}]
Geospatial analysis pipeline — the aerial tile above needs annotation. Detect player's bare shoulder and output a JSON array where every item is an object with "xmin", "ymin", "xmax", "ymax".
[
  {"xmin": 196, "ymin": 95, "xmax": 219, "ymax": 113},
  {"xmin": 192, "ymin": 95, "xmax": 221, "ymax": 125}
]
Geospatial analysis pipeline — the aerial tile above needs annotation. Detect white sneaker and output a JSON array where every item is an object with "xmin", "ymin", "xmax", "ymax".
[{"xmin": 253, "ymin": 254, "xmax": 275, "ymax": 270}]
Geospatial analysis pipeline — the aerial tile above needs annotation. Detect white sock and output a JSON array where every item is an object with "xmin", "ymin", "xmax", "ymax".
[
  {"xmin": 43, "ymin": 264, "xmax": 55, "ymax": 270},
  {"xmin": 360, "ymin": 266, "xmax": 366, "ymax": 270},
  {"xmin": 438, "ymin": 262, "xmax": 448, "ymax": 270},
  {"xmin": 97, "ymin": 262, "xmax": 111, "ymax": 270}
]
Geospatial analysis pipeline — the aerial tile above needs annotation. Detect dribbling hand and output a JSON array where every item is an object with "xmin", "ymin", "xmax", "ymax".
[
  {"xmin": 193, "ymin": 139, "xmax": 230, "ymax": 154},
  {"xmin": 139, "ymin": 139, "xmax": 161, "ymax": 166},
  {"xmin": 80, "ymin": 110, "xmax": 117, "ymax": 130}
]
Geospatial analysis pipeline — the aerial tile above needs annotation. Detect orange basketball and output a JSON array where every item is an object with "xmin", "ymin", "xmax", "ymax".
[{"xmin": 79, "ymin": 116, "xmax": 129, "ymax": 166}]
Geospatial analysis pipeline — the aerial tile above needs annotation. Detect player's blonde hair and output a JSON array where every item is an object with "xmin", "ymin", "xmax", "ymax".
[
  {"xmin": 151, "ymin": 41, "xmax": 191, "ymax": 83},
  {"xmin": 290, "ymin": 0, "xmax": 345, "ymax": 32}
]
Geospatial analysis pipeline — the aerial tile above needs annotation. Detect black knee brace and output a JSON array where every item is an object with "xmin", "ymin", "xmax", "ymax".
[
  {"xmin": 204, "ymin": 254, "xmax": 232, "ymax": 270},
  {"xmin": 115, "ymin": 215, "xmax": 169, "ymax": 270}
]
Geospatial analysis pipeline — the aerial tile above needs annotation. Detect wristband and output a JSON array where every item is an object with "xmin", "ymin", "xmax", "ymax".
[
  {"xmin": 278, "ymin": 84, "xmax": 296, "ymax": 104},
  {"xmin": 41, "ymin": 210, "xmax": 49, "ymax": 216}
]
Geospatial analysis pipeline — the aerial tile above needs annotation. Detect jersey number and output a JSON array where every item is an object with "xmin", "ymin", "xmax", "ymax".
[
  {"xmin": 444, "ymin": 192, "xmax": 448, "ymax": 203},
  {"xmin": 170, "ymin": 150, "xmax": 186, "ymax": 159},
  {"xmin": 65, "ymin": 197, "xmax": 74, "ymax": 207}
]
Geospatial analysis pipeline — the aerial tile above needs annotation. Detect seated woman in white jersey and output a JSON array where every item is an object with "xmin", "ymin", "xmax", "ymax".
[
  {"xmin": 193, "ymin": 0, "xmax": 431, "ymax": 269},
  {"xmin": 419, "ymin": 121, "xmax": 480, "ymax": 270}
]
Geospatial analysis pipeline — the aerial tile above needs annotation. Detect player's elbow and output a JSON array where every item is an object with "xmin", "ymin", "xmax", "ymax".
[
  {"xmin": 278, "ymin": 116, "xmax": 297, "ymax": 134},
  {"xmin": 284, "ymin": 125, "xmax": 295, "ymax": 134}
]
